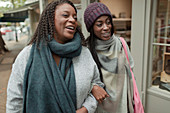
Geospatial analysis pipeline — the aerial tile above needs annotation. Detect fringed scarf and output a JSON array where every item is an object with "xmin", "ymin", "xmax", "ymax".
[
  {"xmin": 95, "ymin": 35, "xmax": 134, "ymax": 113},
  {"xmin": 23, "ymin": 33, "xmax": 82, "ymax": 113}
]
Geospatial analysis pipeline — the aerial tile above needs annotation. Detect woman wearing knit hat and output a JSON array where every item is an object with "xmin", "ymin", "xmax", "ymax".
[{"xmin": 84, "ymin": 2, "xmax": 134, "ymax": 113}]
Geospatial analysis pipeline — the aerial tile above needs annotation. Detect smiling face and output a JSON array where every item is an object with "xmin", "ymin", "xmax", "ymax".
[
  {"xmin": 93, "ymin": 16, "xmax": 112, "ymax": 41},
  {"xmin": 54, "ymin": 3, "xmax": 77, "ymax": 44}
]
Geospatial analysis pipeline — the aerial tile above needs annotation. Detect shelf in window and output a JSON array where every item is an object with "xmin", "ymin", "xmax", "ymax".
[
  {"xmin": 115, "ymin": 30, "xmax": 131, "ymax": 34},
  {"xmin": 164, "ymin": 52, "xmax": 170, "ymax": 55},
  {"xmin": 113, "ymin": 18, "xmax": 131, "ymax": 21}
]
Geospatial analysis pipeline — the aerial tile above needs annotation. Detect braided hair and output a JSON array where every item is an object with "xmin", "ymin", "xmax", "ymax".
[{"xmin": 29, "ymin": 0, "xmax": 86, "ymax": 46}]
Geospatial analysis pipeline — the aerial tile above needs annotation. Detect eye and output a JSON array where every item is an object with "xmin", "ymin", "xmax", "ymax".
[
  {"xmin": 73, "ymin": 15, "xmax": 77, "ymax": 21},
  {"xmin": 62, "ymin": 13, "xmax": 69, "ymax": 17},
  {"xmin": 96, "ymin": 23, "xmax": 102, "ymax": 27},
  {"xmin": 106, "ymin": 19, "xmax": 111, "ymax": 25}
]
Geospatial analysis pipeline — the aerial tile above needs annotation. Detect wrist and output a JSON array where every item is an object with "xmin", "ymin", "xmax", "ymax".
[{"xmin": 81, "ymin": 107, "xmax": 88, "ymax": 113}]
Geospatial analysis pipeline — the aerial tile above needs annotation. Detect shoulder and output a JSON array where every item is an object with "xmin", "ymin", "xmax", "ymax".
[
  {"xmin": 113, "ymin": 34, "xmax": 122, "ymax": 44},
  {"xmin": 73, "ymin": 46, "xmax": 95, "ymax": 64},
  {"xmin": 80, "ymin": 46, "xmax": 94, "ymax": 60},
  {"xmin": 8, "ymin": 45, "xmax": 32, "ymax": 86},
  {"xmin": 12, "ymin": 45, "xmax": 32, "ymax": 76},
  {"xmin": 81, "ymin": 46, "xmax": 92, "ymax": 56},
  {"xmin": 18, "ymin": 45, "xmax": 32, "ymax": 57},
  {"xmin": 15, "ymin": 45, "xmax": 32, "ymax": 63}
]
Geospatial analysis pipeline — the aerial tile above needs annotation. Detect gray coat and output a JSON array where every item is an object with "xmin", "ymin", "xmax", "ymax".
[{"xmin": 6, "ymin": 45, "xmax": 104, "ymax": 113}]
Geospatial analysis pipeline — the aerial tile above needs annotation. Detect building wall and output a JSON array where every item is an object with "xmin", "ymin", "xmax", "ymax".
[
  {"xmin": 100, "ymin": 0, "xmax": 132, "ymax": 18},
  {"xmin": 47, "ymin": 0, "xmax": 81, "ymax": 4}
]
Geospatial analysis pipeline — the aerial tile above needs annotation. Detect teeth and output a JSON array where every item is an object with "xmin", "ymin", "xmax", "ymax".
[
  {"xmin": 67, "ymin": 26, "xmax": 74, "ymax": 30},
  {"xmin": 102, "ymin": 33, "xmax": 110, "ymax": 36}
]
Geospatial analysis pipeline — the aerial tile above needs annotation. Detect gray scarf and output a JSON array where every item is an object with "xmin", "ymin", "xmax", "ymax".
[
  {"xmin": 95, "ymin": 35, "xmax": 133, "ymax": 113},
  {"xmin": 95, "ymin": 35, "xmax": 121, "ymax": 73}
]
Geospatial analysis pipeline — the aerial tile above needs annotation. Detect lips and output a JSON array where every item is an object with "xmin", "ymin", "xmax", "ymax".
[
  {"xmin": 66, "ymin": 25, "xmax": 76, "ymax": 32},
  {"xmin": 102, "ymin": 32, "xmax": 110, "ymax": 37},
  {"xmin": 66, "ymin": 26, "xmax": 75, "ymax": 30}
]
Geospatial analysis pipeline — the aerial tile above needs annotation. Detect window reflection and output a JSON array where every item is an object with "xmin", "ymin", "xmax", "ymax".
[{"xmin": 152, "ymin": 0, "xmax": 170, "ymax": 92}]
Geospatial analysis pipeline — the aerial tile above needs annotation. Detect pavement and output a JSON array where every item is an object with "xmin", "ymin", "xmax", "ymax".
[{"xmin": 0, "ymin": 35, "xmax": 29, "ymax": 113}]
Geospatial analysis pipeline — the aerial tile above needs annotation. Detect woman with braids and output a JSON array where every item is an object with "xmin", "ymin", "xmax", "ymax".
[
  {"xmin": 84, "ymin": 2, "xmax": 135, "ymax": 113},
  {"xmin": 6, "ymin": 1, "xmax": 103, "ymax": 113}
]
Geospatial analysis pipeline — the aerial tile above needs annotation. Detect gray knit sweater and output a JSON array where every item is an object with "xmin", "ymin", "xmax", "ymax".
[{"xmin": 6, "ymin": 45, "xmax": 104, "ymax": 113}]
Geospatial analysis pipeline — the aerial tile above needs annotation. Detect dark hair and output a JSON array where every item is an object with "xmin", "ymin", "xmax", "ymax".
[
  {"xmin": 29, "ymin": 0, "xmax": 86, "ymax": 46},
  {"xmin": 86, "ymin": 28, "xmax": 103, "ymax": 81},
  {"xmin": 86, "ymin": 16, "xmax": 114, "ymax": 82}
]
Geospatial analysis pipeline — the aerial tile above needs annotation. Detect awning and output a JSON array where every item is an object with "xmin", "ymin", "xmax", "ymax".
[
  {"xmin": 0, "ymin": 1, "xmax": 39, "ymax": 22},
  {"xmin": 0, "ymin": 10, "xmax": 28, "ymax": 22}
]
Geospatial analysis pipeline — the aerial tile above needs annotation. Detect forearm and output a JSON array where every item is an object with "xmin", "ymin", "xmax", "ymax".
[
  {"xmin": 91, "ymin": 85, "xmax": 109, "ymax": 103},
  {"xmin": 76, "ymin": 107, "xmax": 88, "ymax": 113}
]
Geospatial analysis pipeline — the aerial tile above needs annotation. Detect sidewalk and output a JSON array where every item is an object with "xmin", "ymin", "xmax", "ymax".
[{"xmin": 0, "ymin": 35, "xmax": 29, "ymax": 113}]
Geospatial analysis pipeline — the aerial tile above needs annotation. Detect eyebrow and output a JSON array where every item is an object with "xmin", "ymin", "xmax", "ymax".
[
  {"xmin": 62, "ymin": 10, "xmax": 69, "ymax": 13},
  {"xmin": 62, "ymin": 10, "xmax": 77, "ymax": 15},
  {"xmin": 96, "ymin": 17, "xmax": 110, "ymax": 23},
  {"xmin": 96, "ymin": 20, "xmax": 103, "ymax": 23}
]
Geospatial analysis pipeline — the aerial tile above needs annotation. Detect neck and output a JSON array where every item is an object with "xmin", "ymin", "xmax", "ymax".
[{"xmin": 52, "ymin": 53, "xmax": 60, "ymax": 66}]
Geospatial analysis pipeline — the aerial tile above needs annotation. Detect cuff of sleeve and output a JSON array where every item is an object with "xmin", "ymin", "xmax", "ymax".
[
  {"xmin": 82, "ymin": 94, "xmax": 98, "ymax": 113},
  {"xmin": 88, "ymin": 83, "xmax": 104, "ymax": 94}
]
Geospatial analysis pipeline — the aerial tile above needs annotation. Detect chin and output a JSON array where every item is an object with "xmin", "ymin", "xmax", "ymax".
[
  {"xmin": 68, "ymin": 35, "xmax": 74, "ymax": 39},
  {"xmin": 65, "ymin": 35, "xmax": 74, "ymax": 40},
  {"xmin": 102, "ymin": 37, "xmax": 110, "ymax": 41}
]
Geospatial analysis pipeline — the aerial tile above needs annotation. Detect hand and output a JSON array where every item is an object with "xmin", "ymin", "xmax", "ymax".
[
  {"xmin": 76, "ymin": 107, "xmax": 88, "ymax": 113},
  {"xmin": 91, "ymin": 85, "xmax": 109, "ymax": 103}
]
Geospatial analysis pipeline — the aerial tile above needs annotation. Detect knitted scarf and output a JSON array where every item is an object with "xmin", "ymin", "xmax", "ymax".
[
  {"xmin": 23, "ymin": 33, "xmax": 82, "ymax": 113},
  {"xmin": 95, "ymin": 35, "xmax": 134, "ymax": 113}
]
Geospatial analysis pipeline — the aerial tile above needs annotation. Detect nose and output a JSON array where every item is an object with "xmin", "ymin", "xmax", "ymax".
[
  {"xmin": 69, "ymin": 16, "xmax": 76, "ymax": 23},
  {"xmin": 103, "ymin": 23, "xmax": 109, "ymax": 31}
]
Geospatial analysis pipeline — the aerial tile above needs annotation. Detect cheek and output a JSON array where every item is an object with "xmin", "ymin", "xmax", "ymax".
[
  {"xmin": 109, "ymin": 25, "xmax": 112, "ymax": 30},
  {"xmin": 95, "ymin": 32, "xmax": 102, "ymax": 39},
  {"xmin": 54, "ymin": 15, "xmax": 58, "ymax": 26},
  {"xmin": 55, "ymin": 21, "xmax": 63, "ymax": 32},
  {"xmin": 94, "ymin": 28, "xmax": 101, "ymax": 37},
  {"xmin": 54, "ymin": 22, "xmax": 59, "ymax": 31},
  {"xmin": 75, "ymin": 22, "xmax": 78, "ymax": 28}
]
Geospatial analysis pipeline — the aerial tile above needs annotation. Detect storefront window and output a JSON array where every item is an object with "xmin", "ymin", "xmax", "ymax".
[{"xmin": 152, "ymin": 0, "xmax": 170, "ymax": 92}]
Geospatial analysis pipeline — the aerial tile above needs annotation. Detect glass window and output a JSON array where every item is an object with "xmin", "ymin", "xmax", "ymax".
[{"xmin": 152, "ymin": 0, "xmax": 170, "ymax": 92}]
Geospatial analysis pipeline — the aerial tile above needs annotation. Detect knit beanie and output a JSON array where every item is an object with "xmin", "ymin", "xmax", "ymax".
[{"xmin": 84, "ymin": 2, "xmax": 113, "ymax": 34}]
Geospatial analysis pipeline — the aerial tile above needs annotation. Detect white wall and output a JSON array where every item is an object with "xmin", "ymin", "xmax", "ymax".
[{"xmin": 146, "ymin": 91, "xmax": 170, "ymax": 113}]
